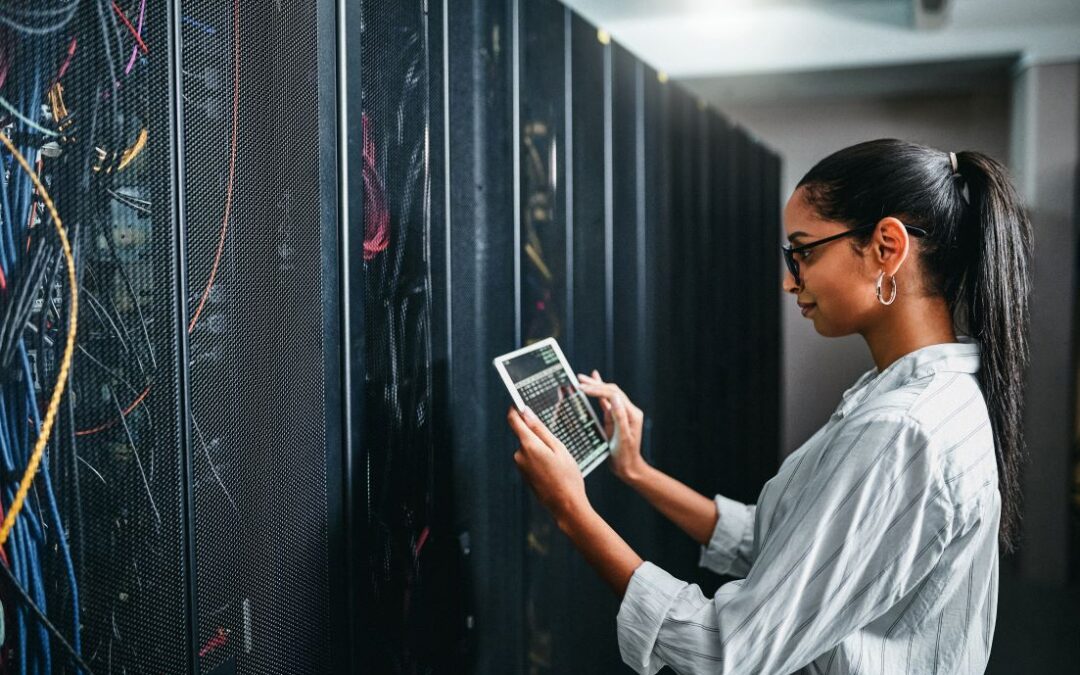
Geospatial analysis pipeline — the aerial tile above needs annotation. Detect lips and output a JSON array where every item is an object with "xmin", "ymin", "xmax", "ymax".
[{"xmin": 798, "ymin": 302, "xmax": 816, "ymax": 317}]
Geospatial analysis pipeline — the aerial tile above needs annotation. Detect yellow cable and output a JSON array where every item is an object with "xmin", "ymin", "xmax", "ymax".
[
  {"xmin": 92, "ymin": 127, "xmax": 148, "ymax": 173},
  {"xmin": 0, "ymin": 133, "xmax": 79, "ymax": 547}
]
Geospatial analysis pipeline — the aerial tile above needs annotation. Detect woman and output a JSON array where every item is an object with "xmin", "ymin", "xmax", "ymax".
[{"xmin": 507, "ymin": 139, "xmax": 1032, "ymax": 674}]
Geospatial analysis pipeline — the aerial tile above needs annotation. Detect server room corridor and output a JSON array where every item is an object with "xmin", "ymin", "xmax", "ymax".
[{"xmin": 0, "ymin": 0, "xmax": 1077, "ymax": 673}]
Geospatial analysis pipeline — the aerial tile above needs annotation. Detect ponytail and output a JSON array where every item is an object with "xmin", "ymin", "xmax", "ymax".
[
  {"xmin": 797, "ymin": 139, "xmax": 1033, "ymax": 553},
  {"xmin": 954, "ymin": 151, "xmax": 1033, "ymax": 553}
]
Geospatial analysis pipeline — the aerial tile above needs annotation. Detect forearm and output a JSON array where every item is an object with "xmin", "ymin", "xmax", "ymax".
[
  {"xmin": 624, "ymin": 461, "xmax": 718, "ymax": 546},
  {"xmin": 557, "ymin": 502, "xmax": 643, "ymax": 598}
]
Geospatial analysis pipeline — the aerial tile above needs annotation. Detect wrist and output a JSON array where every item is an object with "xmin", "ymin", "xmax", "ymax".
[
  {"xmin": 555, "ymin": 495, "xmax": 596, "ymax": 536},
  {"xmin": 621, "ymin": 457, "xmax": 652, "ymax": 489}
]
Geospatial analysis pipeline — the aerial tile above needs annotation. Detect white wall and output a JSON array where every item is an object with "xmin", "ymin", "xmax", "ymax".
[{"xmin": 711, "ymin": 88, "xmax": 1013, "ymax": 456}]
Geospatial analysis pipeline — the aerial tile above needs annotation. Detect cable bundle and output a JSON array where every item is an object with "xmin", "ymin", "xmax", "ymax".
[{"xmin": 1, "ymin": 2, "xmax": 155, "ymax": 673}]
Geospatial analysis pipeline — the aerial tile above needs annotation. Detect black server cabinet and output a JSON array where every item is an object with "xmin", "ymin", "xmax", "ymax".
[
  {"xmin": 443, "ymin": 1, "xmax": 524, "ymax": 672},
  {"xmin": 606, "ymin": 44, "xmax": 660, "ymax": 579},
  {"xmin": 516, "ymin": 1, "xmax": 572, "ymax": 673},
  {"xmin": 0, "ymin": 0, "xmax": 346, "ymax": 672},
  {"xmin": 348, "ymin": 0, "xmax": 466, "ymax": 672},
  {"xmin": 0, "ymin": 2, "xmax": 192, "ymax": 671},
  {"xmin": 178, "ymin": 0, "xmax": 343, "ymax": 672}
]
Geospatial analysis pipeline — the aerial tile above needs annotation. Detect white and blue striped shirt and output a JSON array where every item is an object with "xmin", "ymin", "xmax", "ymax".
[{"xmin": 617, "ymin": 338, "xmax": 1000, "ymax": 674}]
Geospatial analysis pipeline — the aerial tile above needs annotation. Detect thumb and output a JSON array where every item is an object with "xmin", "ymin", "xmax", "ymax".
[{"xmin": 520, "ymin": 406, "xmax": 561, "ymax": 452}]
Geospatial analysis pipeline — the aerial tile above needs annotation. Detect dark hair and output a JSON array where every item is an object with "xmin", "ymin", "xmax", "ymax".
[{"xmin": 796, "ymin": 139, "xmax": 1033, "ymax": 554}]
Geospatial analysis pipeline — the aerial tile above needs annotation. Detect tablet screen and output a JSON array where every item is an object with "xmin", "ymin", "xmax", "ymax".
[{"xmin": 495, "ymin": 339, "xmax": 609, "ymax": 474}]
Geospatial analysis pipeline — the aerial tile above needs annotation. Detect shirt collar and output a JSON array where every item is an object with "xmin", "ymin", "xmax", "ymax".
[{"xmin": 834, "ymin": 337, "xmax": 981, "ymax": 419}]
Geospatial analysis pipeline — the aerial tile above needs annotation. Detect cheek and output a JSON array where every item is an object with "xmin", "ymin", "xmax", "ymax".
[{"xmin": 807, "ymin": 272, "xmax": 874, "ymax": 334}]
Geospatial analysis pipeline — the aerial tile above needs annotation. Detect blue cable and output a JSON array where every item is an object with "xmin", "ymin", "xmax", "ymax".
[
  {"xmin": 28, "ymin": 401, "xmax": 82, "ymax": 656},
  {"xmin": 0, "ymin": 148, "xmax": 15, "ymax": 272},
  {"xmin": 19, "ymin": 342, "xmax": 41, "ymax": 430},
  {"xmin": 9, "ymin": 493, "xmax": 28, "ymax": 675},
  {"xmin": 26, "ymin": 526, "xmax": 51, "ymax": 674},
  {"xmin": 20, "ymin": 341, "xmax": 79, "ymax": 659},
  {"xmin": 1, "ymin": 41, "xmax": 80, "ymax": 669},
  {"xmin": 0, "ymin": 396, "xmax": 15, "ymax": 473}
]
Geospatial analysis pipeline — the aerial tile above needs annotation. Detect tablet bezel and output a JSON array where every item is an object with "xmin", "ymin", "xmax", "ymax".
[{"xmin": 493, "ymin": 337, "xmax": 610, "ymax": 478}]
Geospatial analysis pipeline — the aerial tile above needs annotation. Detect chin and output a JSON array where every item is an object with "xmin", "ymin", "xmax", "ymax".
[{"xmin": 811, "ymin": 316, "xmax": 851, "ymax": 338}]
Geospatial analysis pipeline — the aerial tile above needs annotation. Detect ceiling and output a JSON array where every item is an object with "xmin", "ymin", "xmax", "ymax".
[{"xmin": 561, "ymin": 0, "xmax": 1080, "ymax": 80}]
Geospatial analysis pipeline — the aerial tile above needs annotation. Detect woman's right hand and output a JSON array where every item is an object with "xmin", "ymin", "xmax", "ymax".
[{"xmin": 577, "ymin": 371, "xmax": 646, "ymax": 484}]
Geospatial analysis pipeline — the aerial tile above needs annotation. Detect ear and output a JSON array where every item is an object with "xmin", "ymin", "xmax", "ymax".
[{"xmin": 871, "ymin": 217, "xmax": 910, "ymax": 276}]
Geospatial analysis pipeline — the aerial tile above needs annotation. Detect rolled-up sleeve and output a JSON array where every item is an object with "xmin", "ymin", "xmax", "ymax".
[
  {"xmin": 616, "ymin": 413, "xmax": 956, "ymax": 675},
  {"xmin": 698, "ymin": 494, "xmax": 756, "ymax": 578}
]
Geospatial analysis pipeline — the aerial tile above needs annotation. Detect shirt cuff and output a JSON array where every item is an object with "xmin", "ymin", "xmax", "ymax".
[
  {"xmin": 616, "ymin": 561, "xmax": 687, "ymax": 675},
  {"xmin": 698, "ymin": 494, "xmax": 755, "ymax": 576}
]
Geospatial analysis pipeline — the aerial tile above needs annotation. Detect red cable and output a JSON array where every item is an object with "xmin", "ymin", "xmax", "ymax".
[
  {"xmin": 187, "ymin": 0, "xmax": 239, "ymax": 333},
  {"xmin": 198, "ymin": 628, "xmax": 229, "ymax": 658},
  {"xmin": 75, "ymin": 386, "xmax": 150, "ymax": 437},
  {"xmin": 54, "ymin": 37, "xmax": 77, "ymax": 85},
  {"xmin": 111, "ymin": 2, "xmax": 149, "ymax": 55}
]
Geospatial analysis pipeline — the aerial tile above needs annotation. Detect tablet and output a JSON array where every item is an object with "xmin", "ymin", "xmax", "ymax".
[{"xmin": 493, "ymin": 338, "xmax": 610, "ymax": 477}]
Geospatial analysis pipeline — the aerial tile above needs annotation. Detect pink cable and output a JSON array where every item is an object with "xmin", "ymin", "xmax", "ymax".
[
  {"xmin": 361, "ymin": 113, "xmax": 391, "ymax": 260},
  {"xmin": 0, "ymin": 36, "xmax": 10, "ymax": 91},
  {"xmin": 124, "ymin": 0, "xmax": 147, "ymax": 75}
]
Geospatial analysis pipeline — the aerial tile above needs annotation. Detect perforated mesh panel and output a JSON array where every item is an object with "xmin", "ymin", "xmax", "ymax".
[
  {"xmin": 518, "ymin": 2, "xmax": 569, "ymax": 672},
  {"xmin": 179, "ymin": 1, "xmax": 332, "ymax": 672},
  {"xmin": 0, "ymin": 2, "xmax": 190, "ymax": 672},
  {"xmin": 357, "ymin": 1, "xmax": 440, "ymax": 671}
]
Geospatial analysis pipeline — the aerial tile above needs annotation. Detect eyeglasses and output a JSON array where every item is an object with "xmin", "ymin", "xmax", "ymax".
[{"xmin": 781, "ymin": 222, "xmax": 928, "ymax": 287}]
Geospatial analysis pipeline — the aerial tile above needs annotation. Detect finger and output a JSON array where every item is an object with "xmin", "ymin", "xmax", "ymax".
[
  {"xmin": 577, "ymin": 381, "xmax": 617, "ymax": 399},
  {"xmin": 519, "ymin": 406, "xmax": 563, "ymax": 454},
  {"xmin": 579, "ymin": 382, "xmax": 626, "ymax": 412},
  {"xmin": 592, "ymin": 369, "xmax": 603, "ymax": 383},
  {"xmin": 606, "ymin": 384, "xmax": 641, "ymax": 419},
  {"xmin": 584, "ymin": 383, "xmax": 631, "ymax": 427},
  {"xmin": 507, "ymin": 406, "xmax": 547, "ymax": 452}
]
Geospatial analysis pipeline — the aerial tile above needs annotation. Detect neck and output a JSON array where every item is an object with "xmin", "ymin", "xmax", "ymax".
[{"xmin": 861, "ymin": 294, "xmax": 957, "ymax": 372}]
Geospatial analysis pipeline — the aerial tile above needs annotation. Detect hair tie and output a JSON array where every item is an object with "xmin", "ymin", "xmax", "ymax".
[{"xmin": 948, "ymin": 151, "xmax": 970, "ymax": 205}]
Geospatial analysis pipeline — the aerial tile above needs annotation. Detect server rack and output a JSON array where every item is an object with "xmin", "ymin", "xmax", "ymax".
[
  {"xmin": 0, "ymin": 1, "xmax": 346, "ymax": 672},
  {"xmin": 442, "ymin": 2, "xmax": 524, "ymax": 671},
  {"xmin": 607, "ymin": 43, "xmax": 659, "ymax": 585},
  {"xmin": 515, "ymin": 2, "xmax": 573, "ymax": 673},
  {"xmin": 178, "ymin": 1, "xmax": 343, "ymax": 671}
]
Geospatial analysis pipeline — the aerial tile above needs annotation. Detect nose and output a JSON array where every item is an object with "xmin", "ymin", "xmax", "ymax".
[{"xmin": 782, "ymin": 266, "xmax": 801, "ymax": 294}]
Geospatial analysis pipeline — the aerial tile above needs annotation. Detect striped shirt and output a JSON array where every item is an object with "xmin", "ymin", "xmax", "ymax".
[{"xmin": 617, "ymin": 338, "xmax": 1000, "ymax": 674}]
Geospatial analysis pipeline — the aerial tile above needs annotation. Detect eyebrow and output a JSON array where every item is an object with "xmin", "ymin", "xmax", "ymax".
[{"xmin": 787, "ymin": 231, "xmax": 810, "ymax": 243}]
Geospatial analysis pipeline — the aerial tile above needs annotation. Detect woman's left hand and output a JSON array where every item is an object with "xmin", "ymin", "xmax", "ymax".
[{"xmin": 507, "ymin": 405, "xmax": 589, "ymax": 526}]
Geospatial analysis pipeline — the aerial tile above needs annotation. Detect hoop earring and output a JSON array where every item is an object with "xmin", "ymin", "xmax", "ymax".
[{"xmin": 876, "ymin": 270, "xmax": 897, "ymax": 305}]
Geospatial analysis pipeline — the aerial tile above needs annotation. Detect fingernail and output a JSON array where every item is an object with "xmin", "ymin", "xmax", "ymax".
[{"xmin": 522, "ymin": 406, "xmax": 538, "ymax": 421}]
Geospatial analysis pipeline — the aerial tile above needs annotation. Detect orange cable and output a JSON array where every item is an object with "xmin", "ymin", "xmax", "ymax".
[{"xmin": 187, "ymin": 0, "xmax": 239, "ymax": 333}]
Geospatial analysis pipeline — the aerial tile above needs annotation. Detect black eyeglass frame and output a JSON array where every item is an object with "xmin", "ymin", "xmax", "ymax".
[{"xmin": 781, "ymin": 221, "xmax": 929, "ymax": 287}]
